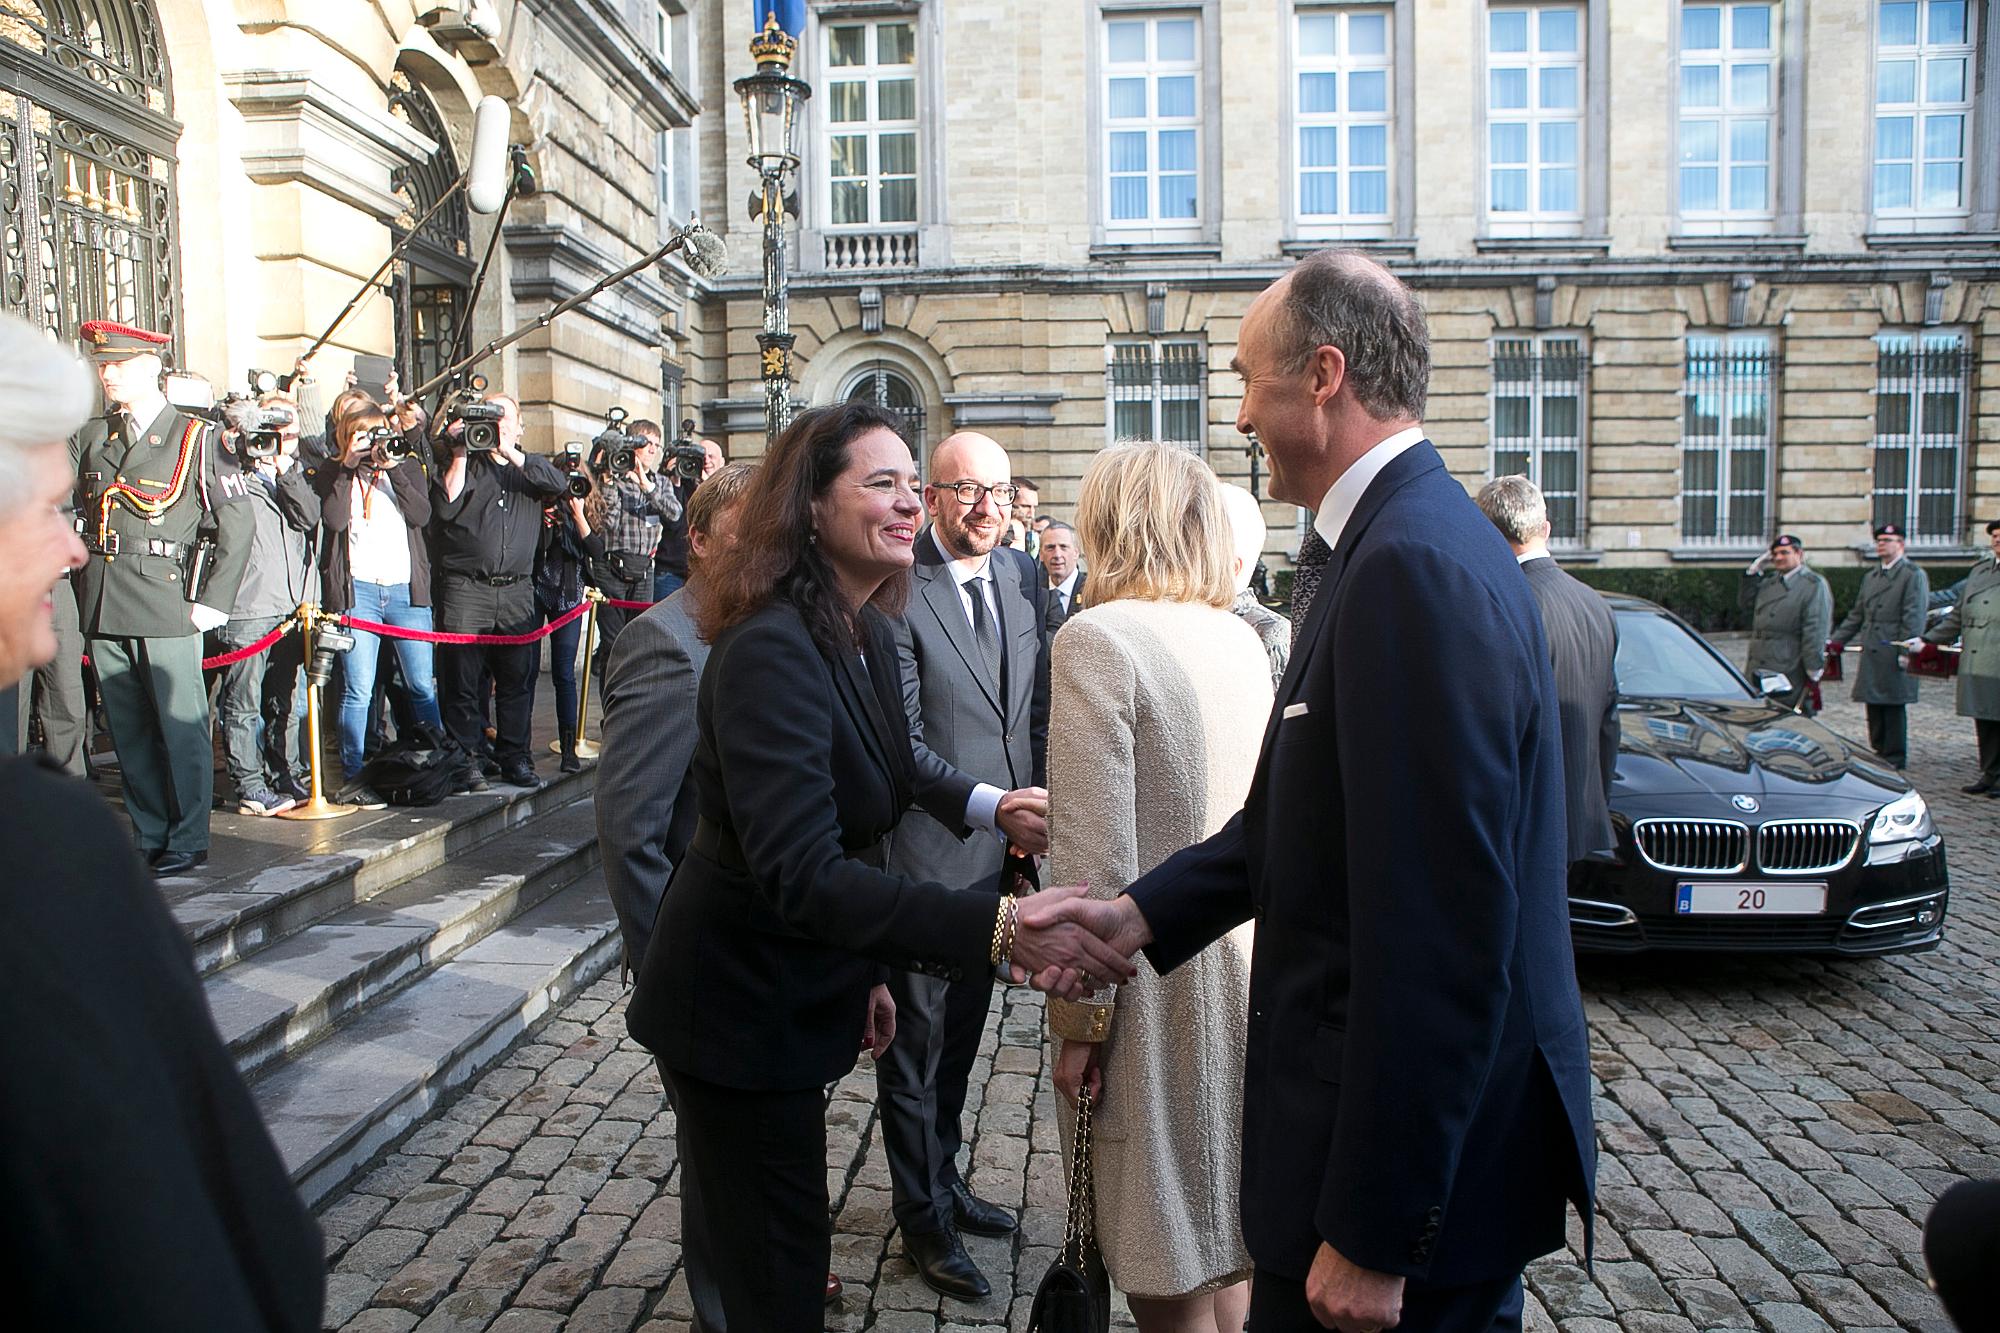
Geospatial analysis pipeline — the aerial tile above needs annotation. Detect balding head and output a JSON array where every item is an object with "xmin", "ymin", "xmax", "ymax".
[
  {"xmin": 1267, "ymin": 249, "xmax": 1430, "ymax": 420},
  {"xmin": 925, "ymin": 431, "xmax": 1013, "ymax": 561}
]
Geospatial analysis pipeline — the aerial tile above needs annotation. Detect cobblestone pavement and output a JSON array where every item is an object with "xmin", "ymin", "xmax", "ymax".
[{"xmin": 316, "ymin": 681, "xmax": 1996, "ymax": 1332}]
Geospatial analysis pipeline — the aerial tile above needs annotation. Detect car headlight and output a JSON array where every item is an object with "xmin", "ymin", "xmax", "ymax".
[{"xmin": 1868, "ymin": 790, "xmax": 1933, "ymax": 843}]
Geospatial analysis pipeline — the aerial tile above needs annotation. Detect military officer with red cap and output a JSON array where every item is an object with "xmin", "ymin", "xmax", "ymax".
[{"xmin": 73, "ymin": 320, "xmax": 254, "ymax": 876}]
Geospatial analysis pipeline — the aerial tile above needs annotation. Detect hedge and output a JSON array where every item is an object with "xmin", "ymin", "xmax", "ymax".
[{"xmin": 1267, "ymin": 563, "xmax": 1975, "ymax": 633}]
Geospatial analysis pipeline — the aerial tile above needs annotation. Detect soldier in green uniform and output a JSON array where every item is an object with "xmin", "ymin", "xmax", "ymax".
[
  {"xmin": 1905, "ymin": 519, "xmax": 2000, "ymax": 794},
  {"xmin": 1740, "ymin": 533, "xmax": 1833, "ymax": 715},
  {"xmin": 72, "ymin": 321, "xmax": 254, "ymax": 876},
  {"xmin": 1831, "ymin": 523, "xmax": 1929, "ymax": 770}
]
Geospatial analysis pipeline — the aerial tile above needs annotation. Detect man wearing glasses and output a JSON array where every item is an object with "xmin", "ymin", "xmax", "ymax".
[{"xmin": 876, "ymin": 431, "xmax": 1053, "ymax": 1301}]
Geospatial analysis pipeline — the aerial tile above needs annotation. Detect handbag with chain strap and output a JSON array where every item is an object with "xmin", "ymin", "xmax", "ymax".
[{"xmin": 1026, "ymin": 1083, "xmax": 1111, "ymax": 1333}]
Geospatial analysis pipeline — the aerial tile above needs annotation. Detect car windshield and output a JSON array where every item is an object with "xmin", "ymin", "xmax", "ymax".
[{"xmin": 1613, "ymin": 610, "xmax": 1754, "ymax": 699}]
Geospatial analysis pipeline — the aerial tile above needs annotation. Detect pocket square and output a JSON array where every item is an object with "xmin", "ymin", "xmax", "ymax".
[{"xmin": 1283, "ymin": 702, "xmax": 1310, "ymax": 719}]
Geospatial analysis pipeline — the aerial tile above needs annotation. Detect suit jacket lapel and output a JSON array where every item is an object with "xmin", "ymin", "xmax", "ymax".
[
  {"xmin": 832, "ymin": 627, "xmax": 900, "ymax": 796},
  {"xmin": 916, "ymin": 528, "xmax": 1004, "ymax": 713},
  {"xmin": 1253, "ymin": 441, "xmax": 1448, "ymax": 773}
]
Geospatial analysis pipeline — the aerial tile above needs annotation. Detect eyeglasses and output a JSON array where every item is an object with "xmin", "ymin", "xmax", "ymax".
[{"xmin": 935, "ymin": 480, "xmax": 1020, "ymax": 507}]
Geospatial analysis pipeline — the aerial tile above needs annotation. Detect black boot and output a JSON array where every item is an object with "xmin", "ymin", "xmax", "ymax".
[
  {"xmin": 559, "ymin": 745, "xmax": 581, "ymax": 774},
  {"xmin": 902, "ymin": 1225, "xmax": 990, "ymax": 1301}
]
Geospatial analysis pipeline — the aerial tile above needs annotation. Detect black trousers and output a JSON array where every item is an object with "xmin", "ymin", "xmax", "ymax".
[
  {"xmin": 663, "ymin": 1067, "xmax": 830, "ymax": 1332},
  {"xmin": 655, "ymin": 1059, "xmax": 728, "ymax": 1333},
  {"xmin": 1976, "ymin": 718, "xmax": 2000, "ymax": 783},
  {"xmin": 876, "ymin": 966, "xmax": 994, "ymax": 1232},
  {"xmin": 434, "ymin": 575, "xmax": 539, "ymax": 767},
  {"xmin": 1247, "ymin": 1268, "xmax": 1523, "ymax": 1332},
  {"xmin": 1866, "ymin": 703, "xmax": 1909, "ymax": 768}
]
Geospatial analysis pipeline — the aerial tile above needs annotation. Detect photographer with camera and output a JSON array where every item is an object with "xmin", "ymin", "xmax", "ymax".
[
  {"xmin": 213, "ymin": 390, "xmax": 321, "ymax": 815},
  {"xmin": 584, "ymin": 410, "xmax": 681, "ymax": 655},
  {"xmin": 313, "ymin": 404, "xmax": 443, "ymax": 805},
  {"xmin": 535, "ymin": 448, "xmax": 605, "ymax": 774},
  {"xmin": 431, "ymin": 391, "xmax": 568, "ymax": 791},
  {"xmin": 649, "ymin": 425, "xmax": 723, "ymax": 603}
]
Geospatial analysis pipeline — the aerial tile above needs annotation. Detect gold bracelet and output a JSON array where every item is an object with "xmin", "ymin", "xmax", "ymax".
[
  {"xmin": 989, "ymin": 896, "xmax": 1009, "ymax": 968},
  {"xmin": 1002, "ymin": 896, "xmax": 1019, "ymax": 968}
]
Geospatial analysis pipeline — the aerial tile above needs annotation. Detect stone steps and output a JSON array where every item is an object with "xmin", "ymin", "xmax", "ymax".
[
  {"xmin": 249, "ymin": 871, "xmax": 622, "ymax": 1208},
  {"xmin": 168, "ymin": 765, "xmax": 598, "ymax": 978},
  {"xmin": 203, "ymin": 798, "xmax": 605, "ymax": 1082}
]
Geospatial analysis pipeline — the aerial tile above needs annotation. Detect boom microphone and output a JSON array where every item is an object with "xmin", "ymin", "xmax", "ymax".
[
  {"xmin": 467, "ymin": 96, "xmax": 512, "ymax": 215},
  {"xmin": 682, "ymin": 224, "xmax": 728, "ymax": 279}
]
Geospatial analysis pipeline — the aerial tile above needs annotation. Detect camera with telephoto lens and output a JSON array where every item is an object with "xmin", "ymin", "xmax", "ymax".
[
  {"xmin": 665, "ymin": 416, "xmax": 707, "ymax": 479},
  {"xmin": 219, "ymin": 393, "xmax": 295, "ymax": 460},
  {"xmin": 364, "ymin": 425, "xmax": 414, "ymax": 466},
  {"xmin": 307, "ymin": 623, "xmax": 356, "ymax": 688},
  {"xmin": 593, "ymin": 405, "xmax": 643, "ymax": 475}
]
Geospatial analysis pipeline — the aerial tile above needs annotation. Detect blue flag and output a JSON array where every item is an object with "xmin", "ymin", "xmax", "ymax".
[{"xmin": 752, "ymin": 0, "xmax": 805, "ymax": 38}]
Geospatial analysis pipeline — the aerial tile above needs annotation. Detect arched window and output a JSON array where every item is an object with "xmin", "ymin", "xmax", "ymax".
[
  {"xmin": 387, "ymin": 72, "xmax": 475, "ymax": 391},
  {"xmin": 843, "ymin": 363, "xmax": 927, "ymax": 463},
  {"xmin": 0, "ymin": 0, "xmax": 182, "ymax": 348}
]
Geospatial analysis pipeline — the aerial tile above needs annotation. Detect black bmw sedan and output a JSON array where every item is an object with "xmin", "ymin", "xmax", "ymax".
[{"xmin": 1569, "ymin": 595, "xmax": 1949, "ymax": 956}]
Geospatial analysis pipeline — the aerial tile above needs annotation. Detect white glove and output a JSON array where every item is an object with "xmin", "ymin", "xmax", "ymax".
[
  {"xmin": 1807, "ymin": 669, "xmax": 1823, "ymax": 682},
  {"xmin": 1896, "ymin": 636, "xmax": 1925, "ymax": 652},
  {"xmin": 189, "ymin": 602, "xmax": 230, "ymax": 632}
]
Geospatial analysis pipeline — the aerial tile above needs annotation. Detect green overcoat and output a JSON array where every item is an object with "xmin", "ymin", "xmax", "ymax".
[
  {"xmin": 1924, "ymin": 557, "xmax": 2000, "ymax": 720},
  {"xmin": 1832, "ymin": 559, "xmax": 1929, "ymax": 705}
]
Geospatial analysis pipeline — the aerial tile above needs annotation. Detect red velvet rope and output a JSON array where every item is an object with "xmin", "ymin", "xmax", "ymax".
[
  {"xmin": 201, "ymin": 620, "xmax": 297, "ymax": 669},
  {"xmin": 339, "ymin": 598, "xmax": 592, "ymax": 646},
  {"xmin": 600, "ymin": 596, "xmax": 655, "ymax": 610}
]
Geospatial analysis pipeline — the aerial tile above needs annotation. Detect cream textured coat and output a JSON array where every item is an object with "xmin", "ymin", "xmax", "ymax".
[{"xmin": 1046, "ymin": 598, "xmax": 1272, "ymax": 1299}]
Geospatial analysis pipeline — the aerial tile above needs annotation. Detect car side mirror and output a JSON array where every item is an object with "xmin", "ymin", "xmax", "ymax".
[{"xmin": 1754, "ymin": 670, "xmax": 1792, "ymax": 696}]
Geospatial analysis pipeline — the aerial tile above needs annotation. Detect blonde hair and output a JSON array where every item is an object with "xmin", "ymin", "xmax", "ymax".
[{"xmin": 1074, "ymin": 442, "xmax": 1234, "ymax": 611}]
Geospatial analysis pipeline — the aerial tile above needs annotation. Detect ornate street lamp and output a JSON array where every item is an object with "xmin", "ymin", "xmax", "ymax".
[{"xmin": 736, "ymin": 5, "xmax": 811, "ymax": 443}]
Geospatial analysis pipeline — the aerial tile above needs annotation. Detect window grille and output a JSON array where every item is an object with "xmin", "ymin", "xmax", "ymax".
[
  {"xmin": 1872, "ymin": 331, "xmax": 1971, "ymax": 543},
  {"xmin": 1107, "ymin": 339, "xmax": 1205, "ymax": 450},
  {"xmin": 1681, "ymin": 334, "xmax": 1779, "ymax": 543},
  {"xmin": 1492, "ymin": 334, "xmax": 1587, "ymax": 542}
]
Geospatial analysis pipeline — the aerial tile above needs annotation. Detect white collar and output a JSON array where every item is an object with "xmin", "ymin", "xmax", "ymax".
[
  {"xmin": 941, "ymin": 543, "xmax": 992, "ymax": 588},
  {"xmin": 1311, "ymin": 426, "xmax": 1426, "ymax": 552},
  {"xmin": 1053, "ymin": 568, "xmax": 1081, "ymax": 597},
  {"xmin": 1516, "ymin": 550, "xmax": 1552, "ymax": 565},
  {"xmin": 1880, "ymin": 555, "xmax": 1904, "ymax": 571}
]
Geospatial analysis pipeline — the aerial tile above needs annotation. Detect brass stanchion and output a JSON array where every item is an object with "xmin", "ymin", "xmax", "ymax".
[
  {"xmin": 551, "ymin": 589, "xmax": 603, "ymax": 759},
  {"xmin": 280, "ymin": 603, "xmax": 356, "ymax": 821}
]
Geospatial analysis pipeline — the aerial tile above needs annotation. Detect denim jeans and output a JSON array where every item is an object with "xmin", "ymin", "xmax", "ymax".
[
  {"xmin": 536, "ymin": 595, "xmax": 584, "ymax": 750},
  {"xmin": 217, "ymin": 614, "xmax": 307, "ymax": 793},
  {"xmin": 652, "ymin": 569, "xmax": 685, "ymax": 603},
  {"xmin": 339, "ymin": 582, "xmax": 443, "ymax": 779}
]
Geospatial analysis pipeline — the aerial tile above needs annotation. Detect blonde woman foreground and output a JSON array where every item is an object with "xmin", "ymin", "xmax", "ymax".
[{"xmin": 1047, "ymin": 442, "xmax": 1272, "ymax": 1333}]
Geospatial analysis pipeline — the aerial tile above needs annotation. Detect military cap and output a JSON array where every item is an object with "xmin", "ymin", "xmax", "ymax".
[
  {"xmin": 1873, "ymin": 522, "xmax": 1907, "ymax": 540},
  {"xmin": 1985, "ymin": 518, "xmax": 2000, "ymax": 535},
  {"xmin": 78, "ymin": 319, "xmax": 169, "ymax": 362},
  {"xmin": 1770, "ymin": 534, "xmax": 1804, "ymax": 551}
]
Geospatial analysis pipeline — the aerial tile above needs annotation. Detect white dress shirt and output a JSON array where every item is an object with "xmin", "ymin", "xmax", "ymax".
[
  {"xmin": 928, "ymin": 533, "xmax": 1009, "ymax": 837},
  {"xmin": 1517, "ymin": 550, "xmax": 1552, "ymax": 566},
  {"xmin": 1311, "ymin": 425, "xmax": 1427, "ymax": 552},
  {"xmin": 1049, "ymin": 568, "xmax": 1083, "ymax": 618}
]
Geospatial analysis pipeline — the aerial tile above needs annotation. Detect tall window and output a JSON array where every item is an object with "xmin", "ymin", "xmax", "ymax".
[
  {"xmin": 1492, "ymin": 335, "xmax": 1586, "ymax": 542},
  {"xmin": 1487, "ymin": 5, "xmax": 1584, "ymax": 229},
  {"xmin": 1678, "ymin": 3, "xmax": 1776, "ymax": 223},
  {"xmin": 1872, "ymin": 331, "xmax": 1970, "ymax": 542},
  {"xmin": 1873, "ymin": 0, "xmax": 1976, "ymax": 221},
  {"xmin": 1294, "ymin": 6, "xmax": 1392, "ymax": 226},
  {"xmin": 1681, "ymin": 335, "xmax": 1777, "ymax": 544},
  {"xmin": 845, "ymin": 364, "xmax": 928, "ymax": 460},
  {"xmin": 823, "ymin": 19, "xmax": 918, "ymax": 228},
  {"xmin": 1108, "ymin": 339, "xmax": 1205, "ymax": 450},
  {"xmin": 1104, "ymin": 12, "xmax": 1202, "ymax": 231}
]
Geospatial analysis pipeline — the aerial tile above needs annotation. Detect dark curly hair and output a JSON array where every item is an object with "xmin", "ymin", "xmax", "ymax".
[{"xmin": 695, "ymin": 401, "xmax": 913, "ymax": 656}]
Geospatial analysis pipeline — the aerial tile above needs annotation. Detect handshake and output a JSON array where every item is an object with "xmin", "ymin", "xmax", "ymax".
[
  {"xmin": 987, "ymin": 787, "xmax": 1153, "ymax": 1000},
  {"xmin": 999, "ymin": 884, "xmax": 1154, "ymax": 1001}
]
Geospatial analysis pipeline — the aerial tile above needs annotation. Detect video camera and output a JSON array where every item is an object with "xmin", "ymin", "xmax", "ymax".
[
  {"xmin": 218, "ymin": 393, "xmax": 297, "ymax": 460},
  {"xmin": 442, "ymin": 374, "xmax": 504, "ymax": 452},
  {"xmin": 593, "ymin": 406, "xmax": 644, "ymax": 475},
  {"xmin": 666, "ymin": 417, "xmax": 707, "ymax": 480}
]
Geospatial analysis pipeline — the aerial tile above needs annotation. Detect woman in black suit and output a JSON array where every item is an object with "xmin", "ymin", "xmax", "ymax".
[{"xmin": 625, "ymin": 402, "xmax": 1132, "ymax": 1329}]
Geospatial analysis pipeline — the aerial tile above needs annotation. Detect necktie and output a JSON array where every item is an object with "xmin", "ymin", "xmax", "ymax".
[
  {"xmin": 1291, "ymin": 528, "xmax": 1332, "ymax": 652},
  {"xmin": 967, "ymin": 574, "xmax": 1001, "ymax": 686}
]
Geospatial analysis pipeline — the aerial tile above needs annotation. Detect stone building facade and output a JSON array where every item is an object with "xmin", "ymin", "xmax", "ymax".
[
  {"xmin": 0, "ymin": 0, "xmax": 704, "ymax": 453},
  {"xmin": 689, "ymin": 0, "xmax": 2000, "ymax": 569}
]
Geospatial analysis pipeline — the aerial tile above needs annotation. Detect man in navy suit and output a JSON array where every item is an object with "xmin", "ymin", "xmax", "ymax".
[{"xmin": 1076, "ymin": 251, "xmax": 1595, "ymax": 1331}]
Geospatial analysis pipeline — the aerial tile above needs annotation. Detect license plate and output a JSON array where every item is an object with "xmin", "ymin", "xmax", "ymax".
[{"xmin": 1676, "ymin": 882, "xmax": 1827, "ymax": 915}]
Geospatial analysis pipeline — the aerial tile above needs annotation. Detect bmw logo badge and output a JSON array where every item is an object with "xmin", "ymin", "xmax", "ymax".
[{"xmin": 1732, "ymin": 795, "xmax": 1760, "ymax": 813}]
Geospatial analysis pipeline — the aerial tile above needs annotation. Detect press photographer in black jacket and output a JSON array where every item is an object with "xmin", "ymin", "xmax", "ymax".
[{"xmin": 431, "ymin": 392, "xmax": 568, "ymax": 791}]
